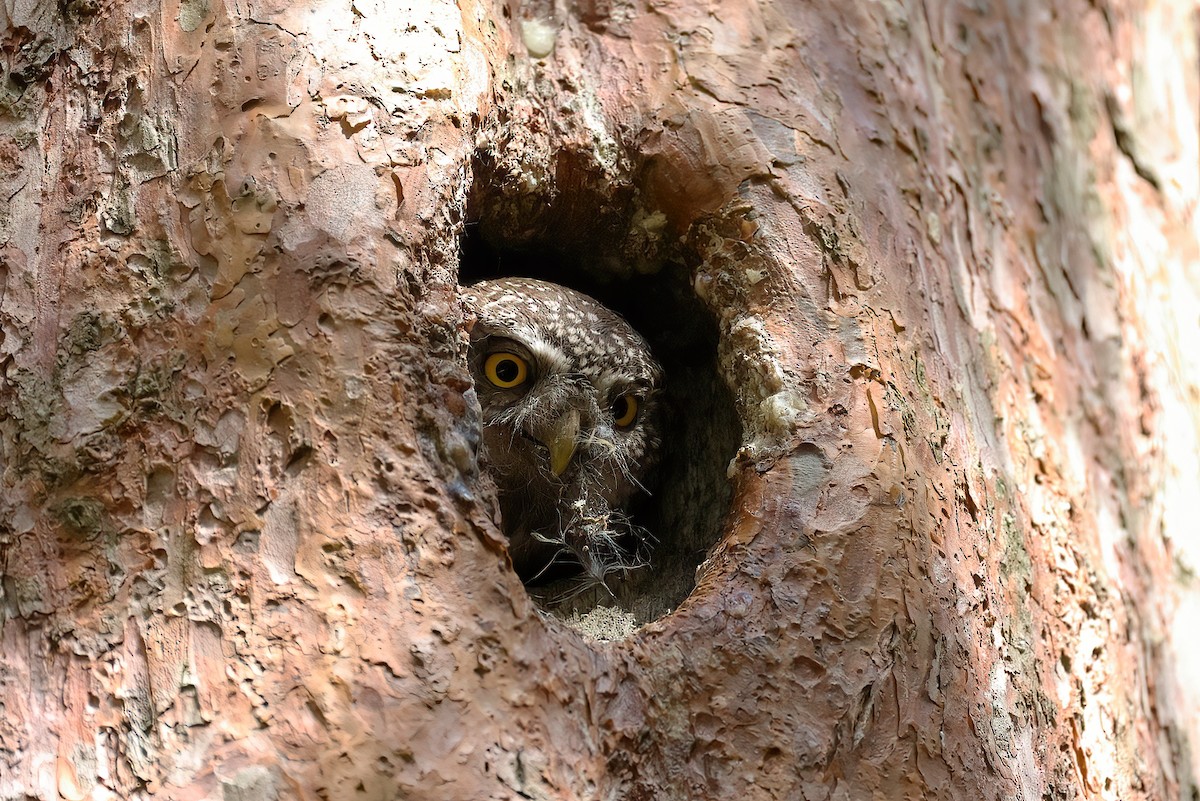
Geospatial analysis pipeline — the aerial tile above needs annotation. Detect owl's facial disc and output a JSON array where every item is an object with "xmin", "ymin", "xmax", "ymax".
[{"xmin": 462, "ymin": 277, "xmax": 671, "ymax": 585}]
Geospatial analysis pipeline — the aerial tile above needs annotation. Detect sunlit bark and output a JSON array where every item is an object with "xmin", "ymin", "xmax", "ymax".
[{"xmin": 1, "ymin": 1, "xmax": 1197, "ymax": 799}]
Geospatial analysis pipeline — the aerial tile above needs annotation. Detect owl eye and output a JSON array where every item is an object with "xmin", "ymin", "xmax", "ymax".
[
  {"xmin": 484, "ymin": 352, "xmax": 529, "ymax": 389},
  {"xmin": 612, "ymin": 394, "xmax": 640, "ymax": 429}
]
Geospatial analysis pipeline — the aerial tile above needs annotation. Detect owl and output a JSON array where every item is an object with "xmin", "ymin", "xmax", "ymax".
[{"xmin": 462, "ymin": 277, "xmax": 664, "ymax": 585}]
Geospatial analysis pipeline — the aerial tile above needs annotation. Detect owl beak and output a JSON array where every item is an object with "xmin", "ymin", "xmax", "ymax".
[{"xmin": 546, "ymin": 409, "xmax": 580, "ymax": 476}]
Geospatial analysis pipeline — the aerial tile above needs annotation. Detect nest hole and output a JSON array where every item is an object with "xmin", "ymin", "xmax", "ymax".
[{"xmin": 459, "ymin": 159, "xmax": 740, "ymax": 624}]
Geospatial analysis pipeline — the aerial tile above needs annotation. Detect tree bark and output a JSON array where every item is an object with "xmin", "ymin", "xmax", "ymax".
[{"xmin": 2, "ymin": 0, "xmax": 1198, "ymax": 799}]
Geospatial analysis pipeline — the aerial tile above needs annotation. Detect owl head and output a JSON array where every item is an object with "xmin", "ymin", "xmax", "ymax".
[{"xmin": 462, "ymin": 277, "xmax": 664, "ymax": 583}]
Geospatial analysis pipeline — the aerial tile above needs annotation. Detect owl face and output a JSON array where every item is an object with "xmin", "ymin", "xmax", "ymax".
[{"xmin": 462, "ymin": 277, "xmax": 663, "ymax": 580}]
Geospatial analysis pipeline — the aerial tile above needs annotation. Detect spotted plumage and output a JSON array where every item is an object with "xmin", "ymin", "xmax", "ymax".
[{"xmin": 462, "ymin": 277, "xmax": 663, "ymax": 585}]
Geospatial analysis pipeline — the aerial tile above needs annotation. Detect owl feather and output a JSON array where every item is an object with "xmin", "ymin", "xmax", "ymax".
[{"xmin": 462, "ymin": 277, "xmax": 664, "ymax": 587}]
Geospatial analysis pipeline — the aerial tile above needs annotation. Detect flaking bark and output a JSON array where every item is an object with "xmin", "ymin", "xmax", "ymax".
[{"xmin": 1, "ymin": 1, "xmax": 1198, "ymax": 799}]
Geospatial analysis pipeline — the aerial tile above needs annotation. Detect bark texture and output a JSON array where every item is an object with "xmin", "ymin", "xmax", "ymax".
[{"xmin": 1, "ymin": 0, "xmax": 1197, "ymax": 800}]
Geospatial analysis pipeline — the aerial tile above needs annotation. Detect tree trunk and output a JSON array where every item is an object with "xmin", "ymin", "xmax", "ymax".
[{"xmin": 2, "ymin": 0, "xmax": 1197, "ymax": 799}]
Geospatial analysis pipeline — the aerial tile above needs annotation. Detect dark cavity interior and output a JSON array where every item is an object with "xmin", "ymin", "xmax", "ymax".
[{"xmin": 458, "ymin": 156, "xmax": 741, "ymax": 623}]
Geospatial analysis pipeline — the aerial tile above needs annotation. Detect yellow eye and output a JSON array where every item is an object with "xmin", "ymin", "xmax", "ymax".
[
  {"xmin": 484, "ymin": 352, "xmax": 529, "ymax": 389},
  {"xmin": 612, "ymin": 394, "xmax": 639, "ymax": 428}
]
